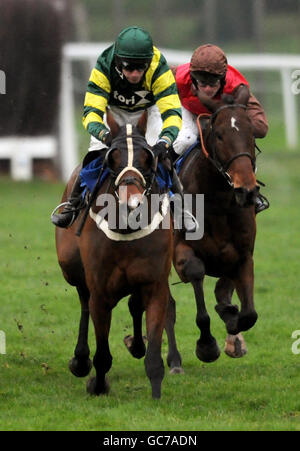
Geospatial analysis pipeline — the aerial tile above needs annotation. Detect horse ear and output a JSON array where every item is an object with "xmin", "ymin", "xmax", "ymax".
[
  {"xmin": 195, "ymin": 91, "xmax": 219, "ymax": 113},
  {"xmin": 106, "ymin": 110, "xmax": 119, "ymax": 138},
  {"xmin": 137, "ymin": 111, "xmax": 148, "ymax": 136},
  {"xmin": 233, "ymin": 84, "xmax": 250, "ymax": 105}
]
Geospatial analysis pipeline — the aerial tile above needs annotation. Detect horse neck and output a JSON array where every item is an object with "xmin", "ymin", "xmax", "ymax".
[{"xmin": 181, "ymin": 138, "xmax": 229, "ymax": 195}]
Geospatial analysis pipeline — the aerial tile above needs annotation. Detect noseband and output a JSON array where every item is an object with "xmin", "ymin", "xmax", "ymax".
[
  {"xmin": 197, "ymin": 104, "xmax": 257, "ymax": 187},
  {"xmin": 105, "ymin": 125, "xmax": 156, "ymax": 197}
]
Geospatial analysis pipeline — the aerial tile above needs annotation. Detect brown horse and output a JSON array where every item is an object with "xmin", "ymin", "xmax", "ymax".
[
  {"xmin": 55, "ymin": 114, "xmax": 182, "ymax": 399},
  {"xmin": 173, "ymin": 85, "xmax": 259, "ymax": 362}
]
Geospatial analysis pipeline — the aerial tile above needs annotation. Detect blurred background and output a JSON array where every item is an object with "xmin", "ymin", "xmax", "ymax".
[{"xmin": 0, "ymin": 0, "xmax": 300, "ymax": 180}]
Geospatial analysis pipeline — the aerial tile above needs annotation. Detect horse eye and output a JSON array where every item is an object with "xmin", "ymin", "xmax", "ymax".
[{"xmin": 216, "ymin": 132, "xmax": 223, "ymax": 141}]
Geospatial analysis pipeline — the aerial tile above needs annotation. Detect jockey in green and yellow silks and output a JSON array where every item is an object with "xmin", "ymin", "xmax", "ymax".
[
  {"xmin": 83, "ymin": 29, "xmax": 182, "ymax": 148},
  {"xmin": 51, "ymin": 26, "xmax": 198, "ymax": 232}
]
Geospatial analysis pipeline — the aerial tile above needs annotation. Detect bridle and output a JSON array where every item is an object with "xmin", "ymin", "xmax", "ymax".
[
  {"xmin": 197, "ymin": 104, "xmax": 258, "ymax": 187},
  {"xmin": 76, "ymin": 127, "xmax": 156, "ymax": 237},
  {"xmin": 104, "ymin": 125, "xmax": 157, "ymax": 199}
]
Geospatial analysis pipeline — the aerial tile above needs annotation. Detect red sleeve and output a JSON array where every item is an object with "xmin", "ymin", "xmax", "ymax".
[
  {"xmin": 176, "ymin": 63, "xmax": 210, "ymax": 115},
  {"xmin": 223, "ymin": 65, "xmax": 249, "ymax": 94}
]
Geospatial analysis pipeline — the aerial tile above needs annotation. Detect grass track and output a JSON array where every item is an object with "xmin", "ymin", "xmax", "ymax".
[{"xmin": 0, "ymin": 150, "xmax": 300, "ymax": 431}]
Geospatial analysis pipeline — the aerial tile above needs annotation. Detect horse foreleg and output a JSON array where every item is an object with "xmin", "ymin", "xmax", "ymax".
[
  {"xmin": 165, "ymin": 291, "xmax": 184, "ymax": 374},
  {"xmin": 87, "ymin": 295, "xmax": 112, "ymax": 396},
  {"xmin": 69, "ymin": 284, "xmax": 92, "ymax": 377},
  {"xmin": 192, "ymin": 277, "xmax": 221, "ymax": 363},
  {"xmin": 124, "ymin": 292, "xmax": 146, "ymax": 359},
  {"xmin": 233, "ymin": 256, "xmax": 258, "ymax": 333},
  {"xmin": 214, "ymin": 277, "xmax": 247, "ymax": 358},
  {"xmin": 175, "ymin": 243, "xmax": 220, "ymax": 363},
  {"xmin": 143, "ymin": 284, "xmax": 168, "ymax": 399},
  {"xmin": 184, "ymin": 258, "xmax": 220, "ymax": 363}
]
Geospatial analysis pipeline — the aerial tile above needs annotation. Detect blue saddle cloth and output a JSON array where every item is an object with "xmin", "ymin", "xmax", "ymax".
[
  {"xmin": 175, "ymin": 141, "xmax": 199, "ymax": 175},
  {"xmin": 80, "ymin": 156, "xmax": 173, "ymax": 195}
]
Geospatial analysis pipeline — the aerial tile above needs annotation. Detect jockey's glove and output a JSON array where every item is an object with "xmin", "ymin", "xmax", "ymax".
[
  {"xmin": 99, "ymin": 129, "xmax": 112, "ymax": 147},
  {"xmin": 152, "ymin": 138, "xmax": 171, "ymax": 161},
  {"xmin": 166, "ymin": 146, "xmax": 179, "ymax": 163}
]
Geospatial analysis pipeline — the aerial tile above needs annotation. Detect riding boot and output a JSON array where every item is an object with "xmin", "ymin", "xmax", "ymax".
[
  {"xmin": 255, "ymin": 193, "xmax": 270, "ymax": 214},
  {"xmin": 169, "ymin": 166, "xmax": 198, "ymax": 233},
  {"xmin": 51, "ymin": 173, "xmax": 84, "ymax": 228}
]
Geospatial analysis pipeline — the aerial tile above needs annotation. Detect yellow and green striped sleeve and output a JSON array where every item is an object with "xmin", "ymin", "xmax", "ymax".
[{"xmin": 82, "ymin": 67, "xmax": 111, "ymax": 139}]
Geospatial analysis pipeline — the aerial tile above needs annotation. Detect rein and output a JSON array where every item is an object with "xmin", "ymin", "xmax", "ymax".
[{"xmin": 196, "ymin": 104, "xmax": 256, "ymax": 187}]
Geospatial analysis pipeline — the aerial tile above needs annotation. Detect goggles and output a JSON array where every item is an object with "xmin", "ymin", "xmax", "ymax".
[
  {"xmin": 121, "ymin": 61, "xmax": 149, "ymax": 72},
  {"xmin": 191, "ymin": 72, "xmax": 221, "ymax": 88},
  {"xmin": 196, "ymin": 78, "xmax": 220, "ymax": 88}
]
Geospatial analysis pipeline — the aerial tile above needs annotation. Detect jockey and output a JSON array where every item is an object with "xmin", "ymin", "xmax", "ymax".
[
  {"xmin": 172, "ymin": 44, "xmax": 269, "ymax": 213},
  {"xmin": 51, "ymin": 26, "xmax": 198, "ymax": 232}
]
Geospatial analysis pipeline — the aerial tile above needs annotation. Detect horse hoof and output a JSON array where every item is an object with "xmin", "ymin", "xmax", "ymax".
[
  {"xmin": 169, "ymin": 366, "xmax": 184, "ymax": 375},
  {"xmin": 224, "ymin": 333, "xmax": 247, "ymax": 358},
  {"xmin": 196, "ymin": 339, "xmax": 221, "ymax": 363},
  {"xmin": 68, "ymin": 357, "xmax": 92, "ymax": 377},
  {"xmin": 167, "ymin": 351, "xmax": 183, "ymax": 372},
  {"xmin": 86, "ymin": 376, "xmax": 110, "ymax": 396},
  {"xmin": 123, "ymin": 335, "xmax": 146, "ymax": 359}
]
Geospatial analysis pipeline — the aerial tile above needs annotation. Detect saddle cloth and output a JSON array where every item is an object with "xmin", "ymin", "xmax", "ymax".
[
  {"xmin": 80, "ymin": 155, "xmax": 173, "ymax": 196},
  {"xmin": 175, "ymin": 140, "xmax": 200, "ymax": 175}
]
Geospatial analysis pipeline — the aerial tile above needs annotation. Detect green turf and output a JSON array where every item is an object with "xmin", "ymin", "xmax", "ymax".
[{"xmin": 0, "ymin": 148, "xmax": 300, "ymax": 431}]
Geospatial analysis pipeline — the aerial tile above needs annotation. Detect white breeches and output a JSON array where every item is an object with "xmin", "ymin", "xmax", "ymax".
[
  {"xmin": 173, "ymin": 106, "xmax": 198, "ymax": 155},
  {"xmin": 88, "ymin": 105, "xmax": 163, "ymax": 151}
]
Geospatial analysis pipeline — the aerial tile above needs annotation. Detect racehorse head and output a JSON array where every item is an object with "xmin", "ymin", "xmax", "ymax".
[
  {"xmin": 197, "ymin": 85, "xmax": 259, "ymax": 207},
  {"xmin": 104, "ymin": 112, "xmax": 156, "ymax": 213}
]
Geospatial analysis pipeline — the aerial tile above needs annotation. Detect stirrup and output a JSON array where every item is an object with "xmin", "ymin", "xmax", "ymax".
[{"xmin": 51, "ymin": 202, "xmax": 77, "ymax": 228}]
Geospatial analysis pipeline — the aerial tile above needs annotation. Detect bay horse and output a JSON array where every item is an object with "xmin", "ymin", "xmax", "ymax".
[
  {"xmin": 173, "ymin": 85, "xmax": 260, "ymax": 362},
  {"xmin": 55, "ymin": 114, "xmax": 182, "ymax": 399}
]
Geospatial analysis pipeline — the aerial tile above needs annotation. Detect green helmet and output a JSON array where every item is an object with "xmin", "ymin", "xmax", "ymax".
[{"xmin": 114, "ymin": 26, "xmax": 154, "ymax": 60}]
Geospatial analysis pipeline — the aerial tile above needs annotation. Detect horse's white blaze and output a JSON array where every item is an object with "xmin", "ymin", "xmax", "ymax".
[
  {"xmin": 126, "ymin": 123, "xmax": 134, "ymax": 167},
  {"xmin": 114, "ymin": 123, "xmax": 146, "ymax": 187},
  {"xmin": 231, "ymin": 117, "xmax": 239, "ymax": 131}
]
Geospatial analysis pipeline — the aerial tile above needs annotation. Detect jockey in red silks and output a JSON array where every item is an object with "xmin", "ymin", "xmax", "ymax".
[{"xmin": 172, "ymin": 44, "xmax": 269, "ymax": 213}]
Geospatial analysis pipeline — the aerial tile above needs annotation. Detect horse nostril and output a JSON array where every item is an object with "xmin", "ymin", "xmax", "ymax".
[
  {"xmin": 234, "ymin": 186, "xmax": 258, "ymax": 207},
  {"xmin": 247, "ymin": 186, "xmax": 260, "ymax": 205},
  {"xmin": 247, "ymin": 192, "xmax": 254, "ymax": 204}
]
